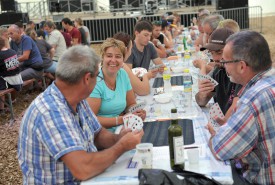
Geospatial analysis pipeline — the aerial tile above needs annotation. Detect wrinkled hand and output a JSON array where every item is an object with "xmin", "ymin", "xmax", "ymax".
[
  {"xmin": 213, "ymin": 116, "xmax": 226, "ymax": 126},
  {"xmin": 119, "ymin": 129, "xmax": 144, "ymax": 151},
  {"xmin": 149, "ymin": 68, "xmax": 159, "ymax": 78},
  {"xmin": 198, "ymin": 79, "xmax": 215, "ymax": 95},
  {"xmin": 133, "ymin": 109, "xmax": 147, "ymax": 121},
  {"xmin": 118, "ymin": 126, "xmax": 132, "ymax": 140},
  {"xmin": 158, "ymin": 65, "xmax": 165, "ymax": 73},
  {"xmin": 205, "ymin": 122, "xmax": 216, "ymax": 137},
  {"xmin": 193, "ymin": 59, "xmax": 207, "ymax": 69}
]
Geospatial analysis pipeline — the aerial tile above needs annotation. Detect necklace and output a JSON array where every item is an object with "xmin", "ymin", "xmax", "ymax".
[{"xmin": 104, "ymin": 80, "xmax": 116, "ymax": 90}]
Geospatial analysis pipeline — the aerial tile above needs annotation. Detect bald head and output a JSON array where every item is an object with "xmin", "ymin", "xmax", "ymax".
[{"xmin": 8, "ymin": 24, "xmax": 22, "ymax": 42}]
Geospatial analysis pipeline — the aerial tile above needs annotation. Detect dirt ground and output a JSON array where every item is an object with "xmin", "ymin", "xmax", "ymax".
[{"xmin": 0, "ymin": 16, "xmax": 274, "ymax": 184}]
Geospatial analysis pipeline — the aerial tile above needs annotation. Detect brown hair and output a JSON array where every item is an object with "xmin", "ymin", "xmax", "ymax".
[
  {"xmin": 113, "ymin": 32, "xmax": 132, "ymax": 48},
  {"xmin": 100, "ymin": 38, "xmax": 126, "ymax": 59},
  {"xmin": 0, "ymin": 37, "xmax": 5, "ymax": 50}
]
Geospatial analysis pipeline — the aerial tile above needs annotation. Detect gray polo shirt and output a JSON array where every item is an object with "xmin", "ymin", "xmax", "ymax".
[{"xmin": 126, "ymin": 41, "xmax": 158, "ymax": 70}]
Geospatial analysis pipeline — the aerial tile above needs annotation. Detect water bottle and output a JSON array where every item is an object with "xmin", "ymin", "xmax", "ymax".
[
  {"xmin": 183, "ymin": 69, "xmax": 192, "ymax": 109},
  {"xmin": 183, "ymin": 81, "xmax": 192, "ymax": 109},
  {"xmin": 168, "ymin": 108, "xmax": 185, "ymax": 170},
  {"xmin": 163, "ymin": 67, "xmax": 172, "ymax": 94},
  {"xmin": 184, "ymin": 52, "xmax": 191, "ymax": 67}
]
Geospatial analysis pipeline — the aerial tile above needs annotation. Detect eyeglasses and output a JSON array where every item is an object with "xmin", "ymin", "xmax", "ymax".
[
  {"xmin": 220, "ymin": 59, "xmax": 242, "ymax": 67},
  {"xmin": 152, "ymin": 20, "xmax": 162, "ymax": 25}
]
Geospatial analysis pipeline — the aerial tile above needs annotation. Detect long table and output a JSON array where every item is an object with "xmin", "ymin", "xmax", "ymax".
[{"xmin": 81, "ymin": 74, "xmax": 234, "ymax": 184}]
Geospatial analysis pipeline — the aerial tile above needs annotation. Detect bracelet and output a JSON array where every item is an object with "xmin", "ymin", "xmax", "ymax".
[{"xmin": 115, "ymin": 116, "xmax": 118, "ymax": 126}]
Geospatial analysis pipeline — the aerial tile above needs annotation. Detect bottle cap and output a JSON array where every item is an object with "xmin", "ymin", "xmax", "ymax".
[
  {"xmin": 183, "ymin": 69, "xmax": 190, "ymax": 73},
  {"xmin": 164, "ymin": 67, "xmax": 168, "ymax": 71},
  {"xmin": 171, "ymin": 108, "xmax": 177, "ymax": 113}
]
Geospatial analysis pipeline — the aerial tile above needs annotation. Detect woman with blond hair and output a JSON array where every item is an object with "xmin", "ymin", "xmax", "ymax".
[{"xmin": 87, "ymin": 38, "xmax": 146, "ymax": 132}]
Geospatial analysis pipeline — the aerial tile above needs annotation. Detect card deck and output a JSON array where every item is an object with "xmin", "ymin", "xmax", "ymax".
[
  {"xmin": 149, "ymin": 64, "xmax": 165, "ymax": 70},
  {"xmin": 128, "ymin": 102, "xmax": 146, "ymax": 113},
  {"xmin": 209, "ymin": 103, "xmax": 224, "ymax": 131},
  {"xmin": 197, "ymin": 73, "xmax": 219, "ymax": 86}
]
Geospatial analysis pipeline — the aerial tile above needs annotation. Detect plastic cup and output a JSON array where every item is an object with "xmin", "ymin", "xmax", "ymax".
[
  {"xmin": 187, "ymin": 147, "xmax": 199, "ymax": 164},
  {"xmin": 136, "ymin": 143, "xmax": 153, "ymax": 169}
]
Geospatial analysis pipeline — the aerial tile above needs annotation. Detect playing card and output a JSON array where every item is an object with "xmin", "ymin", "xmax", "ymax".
[
  {"xmin": 128, "ymin": 114, "xmax": 143, "ymax": 132},
  {"xmin": 209, "ymin": 103, "xmax": 224, "ymax": 131},
  {"xmin": 128, "ymin": 102, "xmax": 146, "ymax": 113},
  {"xmin": 123, "ymin": 114, "xmax": 133, "ymax": 129},
  {"xmin": 197, "ymin": 74, "xmax": 219, "ymax": 86},
  {"xmin": 149, "ymin": 64, "xmax": 165, "ymax": 70}
]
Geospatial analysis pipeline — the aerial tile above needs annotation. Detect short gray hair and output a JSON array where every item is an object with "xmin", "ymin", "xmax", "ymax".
[
  {"xmin": 203, "ymin": 14, "xmax": 224, "ymax": 31},
  {"xmin": 56, "ymin": 45, "xmax": 101, "ymax": 84},
  {"xmin": 44, "ymin": 21, "xmax": 56, "ymax": 29},
  {"xmin": 226, "ymin": 31, "xmax": 272, "ymax": 72}
]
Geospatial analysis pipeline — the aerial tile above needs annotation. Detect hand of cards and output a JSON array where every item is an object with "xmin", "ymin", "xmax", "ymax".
[
  {"xmin": 149, "ymin": 64, "xmax": 165, "ymax": 71},
  {"xmin": 209, "ymin": 103, "xmax": 224, "ymax": 131},
  {"xmin": 132, "ymin": 67, "xmax": 147, "ymax": 77},
  {"xmin": 123, "ymin": 113, "xmax": 144, "ymax": 132},
  {"xmin": 197, "ymin": 73, "xmax": 219, "ymax": 87},
  {"xmin": 127, "ymin": 102, "xmax": 146, "ymax": 113}
]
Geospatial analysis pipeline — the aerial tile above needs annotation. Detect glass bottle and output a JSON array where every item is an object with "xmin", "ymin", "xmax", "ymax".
[{"xmin": 168, "ymin": 108, "xmax": 185, "ymax": 171}]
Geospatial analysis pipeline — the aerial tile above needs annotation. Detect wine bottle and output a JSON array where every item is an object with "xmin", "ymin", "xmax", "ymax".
[{"xmin": 168, "ymin": 108, "xmax": 185, "ymax": 171}]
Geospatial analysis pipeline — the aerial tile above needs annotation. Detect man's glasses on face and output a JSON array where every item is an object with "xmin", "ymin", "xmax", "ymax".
[{"xmin": 220, "ymin": 59, "xmax": 242, "ymax": 67}]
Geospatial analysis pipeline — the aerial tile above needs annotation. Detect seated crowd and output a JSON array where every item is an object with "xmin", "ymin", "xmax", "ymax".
[{"xmin": 0, "ymin": 9, "xmax": 274, "ymax": 185}]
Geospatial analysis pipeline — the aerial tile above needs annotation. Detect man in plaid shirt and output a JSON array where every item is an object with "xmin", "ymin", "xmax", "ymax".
[
  {"xmin": 207, "ymin": 31, "xmax": 275, "ymax": 184},
  {"xmin": 18, "ymin": 45, "xmax": 144, "ymax": 184}
]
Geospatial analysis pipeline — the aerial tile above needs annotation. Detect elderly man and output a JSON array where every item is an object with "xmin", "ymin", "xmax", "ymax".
[
  {"xmin": 8, "ymin": 24, "xmax": 43, "ymax": 80},
  {"xmin": 202, "ymin": 14, "xmax": 224, "ymax": 43},
  {"xmin": 43, "ymin": 21, "xmax": 67, "ymax": 61},
  {"xmin": 18, "ymin": 45, "xmax": 144, "ymax": 184},
  {"xmin": 126, "ymin": 20, "xmax": 164, "ymax": 76},
  {"xmin": 208, "ymin": 31, "xmax": 275, "ymax": 184}
]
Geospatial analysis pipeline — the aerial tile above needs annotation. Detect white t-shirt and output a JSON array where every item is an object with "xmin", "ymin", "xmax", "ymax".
[{"xmin": 46, "ymin": 29, "xmax": 67, "ymax": 61}]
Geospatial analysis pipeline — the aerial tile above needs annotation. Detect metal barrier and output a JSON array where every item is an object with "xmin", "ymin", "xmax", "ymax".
[{"xmin": 81, "ymin": 17, "xmax": 137, "ymax": 43}]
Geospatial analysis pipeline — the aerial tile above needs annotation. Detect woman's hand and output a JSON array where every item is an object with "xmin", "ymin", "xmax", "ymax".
[{"xmin": 133, "ymin": 109, "xmax": 147, "ymax": 121}]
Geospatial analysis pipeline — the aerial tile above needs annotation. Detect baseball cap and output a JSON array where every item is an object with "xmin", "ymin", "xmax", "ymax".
[
  {"xmin": 161, "ymin": 20, "xmax": 171, "ymax": 29},
  {"xmin": 201, "ymin": 28, "xmax": 234, "ymax": 51}
]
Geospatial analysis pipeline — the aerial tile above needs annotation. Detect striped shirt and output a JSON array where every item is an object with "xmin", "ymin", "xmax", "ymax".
[
  {"xmin": 212, "ymin": 68, "xmax": 275, "ymax": 184},
  {"xmin": 18, "ymin": 83, "xmax": 102, "ymax": 184}
]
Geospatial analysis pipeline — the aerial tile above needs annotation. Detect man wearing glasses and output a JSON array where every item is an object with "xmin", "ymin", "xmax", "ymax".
[
  {"xmin": 195, "ymin": 28, "xmax": 242, "ymax": 116},
  {"xmin": 18, "ymin": 45, "xmax": 144, "ymax": 184},
  {"xmin": 207, "ymin": 31, "xmax": 275, "ymax": 185}
]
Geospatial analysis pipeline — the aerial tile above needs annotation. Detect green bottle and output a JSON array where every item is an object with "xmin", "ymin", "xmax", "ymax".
[
  {"xmin": 168, "ymin": 108, "xmax": 185, "ymax": 170},
  {"xmin": 183, "ymin": 36, "xmax": 188, "ymax": 51}
]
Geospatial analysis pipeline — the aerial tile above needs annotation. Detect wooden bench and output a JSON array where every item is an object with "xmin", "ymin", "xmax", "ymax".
[{"xmin": 0, "ymin": 79, "xmax": 35, "ymax": 124}]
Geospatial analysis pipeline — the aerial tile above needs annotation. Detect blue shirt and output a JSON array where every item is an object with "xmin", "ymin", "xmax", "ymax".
[
  {"xmin": 212, "ymin": 68, "xmax": 275, "ymax": 184},
  {"xmin": 90, "ymin": 68, "xmax": 132, "ymax": 117},
  {"xmin": 18, "ymin": 82, "xmax": 102, "ymax": 184},
  {"xmin": 10, "ymin": 35, "xmax": 43, "ymax": 67}
]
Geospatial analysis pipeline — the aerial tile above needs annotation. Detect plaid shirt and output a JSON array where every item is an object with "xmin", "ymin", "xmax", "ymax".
[
  {"xmin": 18, "ymin": 83, "xmax": 102, "ymax": 184},
  {"xmin": 212, "ymin": 68, "xmax": 275, "ymax": 184}
]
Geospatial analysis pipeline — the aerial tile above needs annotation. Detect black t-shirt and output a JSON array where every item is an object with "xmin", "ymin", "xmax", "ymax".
[
  {"xmin": 157, "ymin": 34, "xmax": 165, "ymax": 44},
  {"xmin": 212, "ymin": 67, "xmax": 242, "ymax": 114},
  {"xmin": 0, "ymin": 49, "xmax": 21, "ymax": 90}
]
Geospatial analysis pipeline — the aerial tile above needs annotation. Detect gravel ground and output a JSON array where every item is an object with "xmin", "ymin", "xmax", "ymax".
[{"xmin": 0, "ymin": 16, "xmax": 274, "ymax": 184}]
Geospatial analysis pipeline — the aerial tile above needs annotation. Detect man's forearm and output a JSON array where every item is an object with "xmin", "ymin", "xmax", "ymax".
[{"xmin": 195, "ymin": 91, "xmax": 213, "ymax": 107}]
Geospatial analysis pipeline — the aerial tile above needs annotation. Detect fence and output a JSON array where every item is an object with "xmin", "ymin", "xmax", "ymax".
[{"xmin": 81, "ymin": 6, "xmax": 262, "ymax": 43}]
